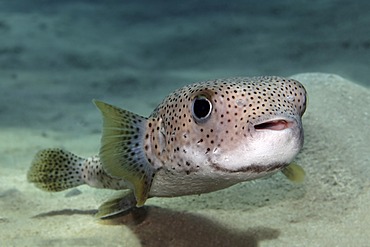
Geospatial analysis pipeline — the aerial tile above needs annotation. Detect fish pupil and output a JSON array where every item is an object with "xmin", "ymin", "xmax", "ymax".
[{"xmin": 192, "ymin": 96, "xmax": 212, "ymax": 122}]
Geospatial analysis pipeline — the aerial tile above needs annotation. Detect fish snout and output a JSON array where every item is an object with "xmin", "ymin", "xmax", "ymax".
[{"xmin": 250, "ymin": 116, "xmax": 304, "ymax": 152}]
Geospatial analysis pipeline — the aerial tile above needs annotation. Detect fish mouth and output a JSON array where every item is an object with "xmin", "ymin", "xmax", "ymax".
[
  {"xmin": 254, "ymin": 118, "xmax": 295, "ymax": 131},
  {"xmin": 210, "ymin": 161, "xmax": 287, "ymax": 174}
]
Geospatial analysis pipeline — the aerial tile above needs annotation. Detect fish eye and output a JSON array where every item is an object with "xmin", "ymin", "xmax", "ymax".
[{"xmin": 191, "ymin": 95, "xmax": 213, "ymax": 123}]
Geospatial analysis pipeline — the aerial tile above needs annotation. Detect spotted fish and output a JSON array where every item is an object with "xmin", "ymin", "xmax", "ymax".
[{"xmin": 27, "ymin": 76, "xmax": 307, "ymax": 218}]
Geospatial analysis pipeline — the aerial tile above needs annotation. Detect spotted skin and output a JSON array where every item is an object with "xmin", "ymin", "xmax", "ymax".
[{"xmin": 28, "ymin": 76, "xmax": 307, "ymax": 217}]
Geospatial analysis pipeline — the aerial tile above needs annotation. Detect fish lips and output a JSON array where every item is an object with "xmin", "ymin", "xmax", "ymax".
[{"xmin": 253, "ymin": 118, "xmax": 298, "ymax": 131}]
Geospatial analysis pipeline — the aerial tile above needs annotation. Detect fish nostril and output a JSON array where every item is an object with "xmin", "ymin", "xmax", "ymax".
[{"xmin": 254, "ymin": 120, "xmax": 292, "ymax": 131}]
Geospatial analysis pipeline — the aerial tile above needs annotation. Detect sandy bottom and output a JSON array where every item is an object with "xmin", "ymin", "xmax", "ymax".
[{"xmin": 1, "ymin": 73, "xmax": 369, "ymax": 247}]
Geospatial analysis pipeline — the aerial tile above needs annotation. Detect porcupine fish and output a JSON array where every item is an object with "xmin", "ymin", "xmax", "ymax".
[{"xmin": 27, "ymin": 76, "xmax": 307, "ymax": 219}]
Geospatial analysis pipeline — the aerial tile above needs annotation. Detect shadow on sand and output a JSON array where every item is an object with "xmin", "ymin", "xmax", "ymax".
[
  {"xmin": 102, "ymin": 206, "xmax": 280, "ymax": 247},
  {"xmin": 33, "ymin": 205, "xmax": 279, "ymax": 246}
]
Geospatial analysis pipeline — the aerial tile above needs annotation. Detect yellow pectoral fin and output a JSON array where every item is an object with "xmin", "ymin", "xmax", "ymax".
[
  {"xmin": 281, "ymin": 162, "xmax": 305, "ymax": 183},
  {"xmin": 94, "ymin": 100, "xmax": 155, "ymax": 206}
]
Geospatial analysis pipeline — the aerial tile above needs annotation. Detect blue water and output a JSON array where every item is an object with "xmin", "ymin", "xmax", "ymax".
[{"xmin": 0, "ymin": 0, "xmax": 369, "ymax": 86}]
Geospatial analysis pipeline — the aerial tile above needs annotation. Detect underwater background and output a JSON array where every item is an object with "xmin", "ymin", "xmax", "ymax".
[{"xmin": 1, "ymin": 0, "xmax": 369, "ymax": 246}]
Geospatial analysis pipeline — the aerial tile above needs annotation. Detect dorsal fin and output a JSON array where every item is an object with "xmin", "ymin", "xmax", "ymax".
[{"xmin": 94, "ymin": 100, "xmax": 155, "ymax": 206}]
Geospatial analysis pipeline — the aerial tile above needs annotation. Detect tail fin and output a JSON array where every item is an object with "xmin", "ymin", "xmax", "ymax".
[{"xmin": 27, "ymin": 148, "xmax": 85, "ymax": 192}]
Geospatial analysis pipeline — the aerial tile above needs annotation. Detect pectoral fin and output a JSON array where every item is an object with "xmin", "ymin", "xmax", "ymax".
[{"xmin": 281, "ymin": 162, "xmax": 305, "ymax": 183}]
